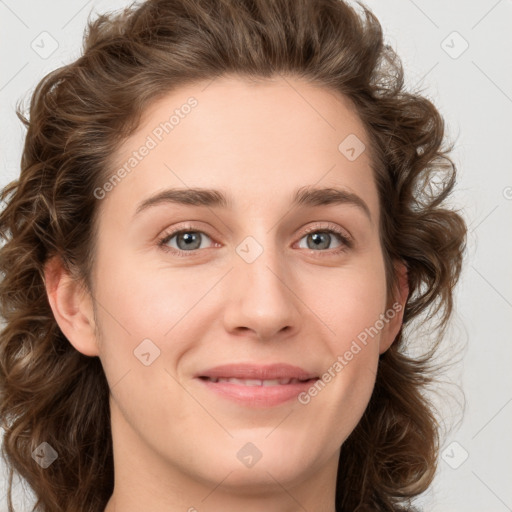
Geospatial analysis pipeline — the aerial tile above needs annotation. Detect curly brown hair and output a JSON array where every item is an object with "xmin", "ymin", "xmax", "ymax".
[{"xmin": 0, "ymin": 0, "xmax": 466, "ymax": 511}]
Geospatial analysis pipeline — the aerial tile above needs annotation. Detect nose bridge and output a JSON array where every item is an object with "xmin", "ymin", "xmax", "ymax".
[
  {"xmin": 223, "ymin": 229, "xmax": 300, "ymax": 340},
  {"xmin": 237, "ymin": 233, "xmax": 284, "ymax": 294}
]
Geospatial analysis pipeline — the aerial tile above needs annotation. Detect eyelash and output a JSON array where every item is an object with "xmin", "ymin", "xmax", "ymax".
[{"xmin": 157, "ymin": 222, "xmax": 353, "ymax": 258}]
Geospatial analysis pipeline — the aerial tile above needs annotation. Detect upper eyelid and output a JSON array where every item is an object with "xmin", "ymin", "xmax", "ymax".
[{"xmin": 301, "ymin": 222, "xmax": 352, "ymax": 238}]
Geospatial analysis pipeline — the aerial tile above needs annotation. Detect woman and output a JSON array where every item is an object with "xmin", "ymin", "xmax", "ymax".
[{"xmin": 0, "ymin": 0, "xmax": 467, "ymax": 511}]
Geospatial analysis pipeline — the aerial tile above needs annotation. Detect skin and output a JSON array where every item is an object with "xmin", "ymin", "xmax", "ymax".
[{"xmin": 44, "ymin": 74, "xmax": 408, "ymax": 512}]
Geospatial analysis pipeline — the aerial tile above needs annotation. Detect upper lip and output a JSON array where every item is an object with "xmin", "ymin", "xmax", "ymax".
[{"xmin": 196, "ymin": 363, "xmax": 318, "ymax": 381}]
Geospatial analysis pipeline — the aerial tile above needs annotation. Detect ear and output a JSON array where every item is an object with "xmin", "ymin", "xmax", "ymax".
[
  {"xmin": 44, "ymin": 255, "xmax": 99, "ymax": 357},
  {"xmin": 378, "ymin": 260, "xmax": 409, "ymax": 354}
]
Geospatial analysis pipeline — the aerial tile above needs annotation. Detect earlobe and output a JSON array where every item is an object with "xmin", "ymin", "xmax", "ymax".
[
  {"xmin": 378, "ymin": 260, "xmax": 409, "ymax": 354},
  {"xmin": 44, "ymin": 255, "xmax": 99, "ymax": 357}
]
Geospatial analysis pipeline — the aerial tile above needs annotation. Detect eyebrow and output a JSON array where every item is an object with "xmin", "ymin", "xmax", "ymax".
[{"xmin": 133, "ymin": 185, "xmax": 372, "ymax": 221}]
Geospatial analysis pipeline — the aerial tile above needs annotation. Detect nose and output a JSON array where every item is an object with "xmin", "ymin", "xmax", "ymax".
[{"xmin": 222, "ymin": 236, "xmax": 302, "ymax": 342}]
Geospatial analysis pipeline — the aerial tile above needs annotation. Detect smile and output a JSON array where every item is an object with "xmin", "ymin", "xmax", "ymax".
[{"xmin": 196, "ymin": 375, "xmax": 319, "ymax": 407}]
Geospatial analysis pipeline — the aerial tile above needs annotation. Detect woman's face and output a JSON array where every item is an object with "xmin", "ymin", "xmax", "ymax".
[{"xmin": 49, "ymin": 75, "xmax": 406, "ymax": 507}]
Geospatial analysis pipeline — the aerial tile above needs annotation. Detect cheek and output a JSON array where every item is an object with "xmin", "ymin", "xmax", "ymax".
[
  {"xmin": 94, "ymin": 246, "xmax": 200, "ymax": 336},
  {"xmin": 303, "ymin": 259, "xmax": 387, "ymax": 406},
  {"xmin": 299, "ymin": 271, "xmax": 386, "ymax": 445},
  {"xmin": 92, "ymin": 259, "xmax": 200, "ymax": 436},
  {"xmin": 92, "ymin": 248, "xmax": 219, "ymax": 400},
  {"xmin": 307, "ymin": 261, "xmax": 388, "ymax": 346}
]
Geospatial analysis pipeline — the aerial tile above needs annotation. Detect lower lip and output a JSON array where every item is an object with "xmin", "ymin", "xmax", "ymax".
[{"xmin": 196, "ymin": 377, "xmax": 318, "ymax": 407}]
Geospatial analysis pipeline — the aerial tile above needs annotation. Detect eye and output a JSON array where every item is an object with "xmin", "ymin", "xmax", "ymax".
[
  {"xmin": 296, "ymin": 224, "xmax": 352, "ymax": 254},
  {"xmin": 158, "ymin": 225, "xmax": 215, "ymax": 256}
]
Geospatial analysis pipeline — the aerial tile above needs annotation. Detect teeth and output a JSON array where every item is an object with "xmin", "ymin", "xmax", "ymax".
[
  {"xmin": 205, "ymin": 377, "xmax": 305, "ymax": 385},
  {"xmin": 262, "ymin": 379, "xmax": 284, "ymax": 386}
]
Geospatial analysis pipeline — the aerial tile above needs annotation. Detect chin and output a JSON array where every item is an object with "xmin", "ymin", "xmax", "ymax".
[{"xmin": 222, "ymin": 441, "xmax": 319, "ymax": 486}]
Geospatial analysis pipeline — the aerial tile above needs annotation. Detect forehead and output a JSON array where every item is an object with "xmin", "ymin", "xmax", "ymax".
[{"xmin": 100, "ymin": 74, "xmax": 379, "ymax": 222}]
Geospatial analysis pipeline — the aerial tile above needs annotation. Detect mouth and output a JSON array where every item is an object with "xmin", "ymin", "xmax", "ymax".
[{"xmin": 195, "ymin": 363, "xmax": 319, "ymax": 407}]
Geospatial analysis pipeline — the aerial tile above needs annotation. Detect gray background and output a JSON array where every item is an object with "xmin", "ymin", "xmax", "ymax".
[{"xmin": 1, "ymin": 0, "xmax": 511, "ymax": 510}]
